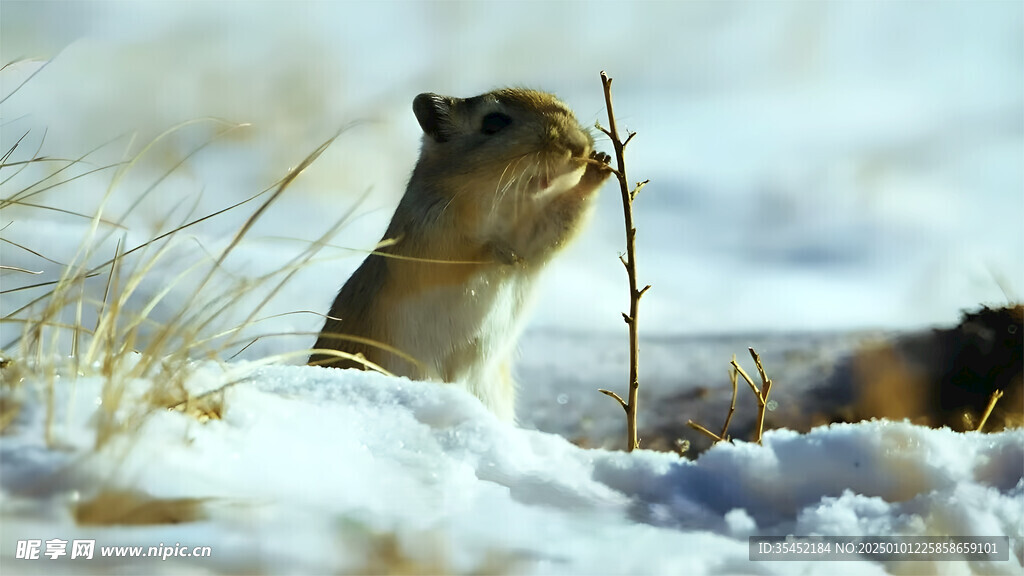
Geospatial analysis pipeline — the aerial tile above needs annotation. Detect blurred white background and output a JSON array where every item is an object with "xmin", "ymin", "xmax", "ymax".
[{"xmin": 2, "ymin": 1, "xmax": 1022, "ymax": 345}]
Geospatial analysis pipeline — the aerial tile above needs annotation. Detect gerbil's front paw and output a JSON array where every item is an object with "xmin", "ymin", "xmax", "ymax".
[{"xmin": 581, "ymin": 151, "xmax": 613, "ymax": 186}]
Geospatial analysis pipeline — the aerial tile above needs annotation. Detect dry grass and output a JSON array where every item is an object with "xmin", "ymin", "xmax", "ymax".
[
  {"xmin": 0, "ymin": 118, "xmax": 354, "ymax": 450},
  {"xmin": 0, "ymin": 58, "xmax": 388, "ymax": 470}
]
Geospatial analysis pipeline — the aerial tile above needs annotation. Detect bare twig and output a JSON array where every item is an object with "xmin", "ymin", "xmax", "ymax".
[
  {"xmin": 598, "ymin": 389, "xmax": 628, "ymax": 413},
  {"xmin": 731, "ymin": 357, "xmax": 758, "ymax": 395},
  {"xmin": 631, "ymin": 180, "xmax": 649, "ymax": 201},
  {"xmin": 747, "ymin": 347, "xmax": 773, "ymax": 444},
  {"xmin": 686, "ymin": 420, "xmax": 723, "ymax": 443},
  {"xmin": 976, "ymin": 389, "xmax": 1004, "ymax": 432},
  {"xmin": 685, "ymin": 355, "xmax": 741, "ymax": 446},
  {"xmin": 596, "ymin": 70, "xmax": 649, "ymax": 452},
  {"xmin": 721, "ymin": 357, "xmax": 740, "ymax": 440}
]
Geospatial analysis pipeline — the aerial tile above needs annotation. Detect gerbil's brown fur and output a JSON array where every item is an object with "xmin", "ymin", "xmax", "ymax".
[{"xmin": 310, "ymin": 88, "xmax": 610, "ymax": 421}]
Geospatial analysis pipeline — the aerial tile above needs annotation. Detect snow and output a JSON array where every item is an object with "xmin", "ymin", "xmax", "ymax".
[
  {"xmin": 2, "ymin": 2, "xmax": 1023, "ymax": 575},
  {"xmin": 2, "ymin": 363, "xmax": 1021, "ymax": 574}
]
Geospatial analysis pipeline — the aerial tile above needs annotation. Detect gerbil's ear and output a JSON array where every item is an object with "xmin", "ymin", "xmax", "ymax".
[{"xmin": 413, "ymin": 93, "xmax": 457, "ymax": 143}]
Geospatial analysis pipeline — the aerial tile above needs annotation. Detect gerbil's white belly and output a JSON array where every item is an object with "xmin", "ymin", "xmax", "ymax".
[{"xmin": 390, "ymin": 270, "xmax": 532, "ymax": 421}]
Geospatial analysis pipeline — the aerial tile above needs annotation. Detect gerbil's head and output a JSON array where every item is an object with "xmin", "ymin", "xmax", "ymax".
[{"xmin": 409, "ymin": 88, "xmax": 598, "ymax": 239}]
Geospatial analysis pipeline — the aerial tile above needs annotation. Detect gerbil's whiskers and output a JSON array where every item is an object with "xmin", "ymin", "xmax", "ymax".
[
  {"xmin": 492, "ymin": 154, "xmax": 527, "ymax": 221},
  {"xmin": 516, "ymin": 153, "xmax": 542, "ymax": 221},
  {"xmin": 439, "ymin": 184, "xmax": 468, "ymax": 221}
]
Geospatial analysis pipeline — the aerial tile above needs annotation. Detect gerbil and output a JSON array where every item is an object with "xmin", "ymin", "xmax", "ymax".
[{"xmin": 310, "ymin": 88, "xmax": 611, "ymax": 421}]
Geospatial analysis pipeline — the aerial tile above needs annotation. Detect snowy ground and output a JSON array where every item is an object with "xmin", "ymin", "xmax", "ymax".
[
  {"xmin": 2, "ymin": 362, "xmax": 1022, "ymax": 575},
  {"xmin": 2, "ymin": 2, "xmax": 1023, "ymax": 575}
]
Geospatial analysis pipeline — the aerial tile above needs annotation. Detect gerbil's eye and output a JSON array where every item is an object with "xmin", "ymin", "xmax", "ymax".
[{"xmin": 480, "ymin": 112, "xmax": 512, "ymax": 135}]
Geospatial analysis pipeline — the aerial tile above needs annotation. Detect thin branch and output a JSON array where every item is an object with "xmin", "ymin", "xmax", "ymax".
[
  {"xmin": 976, "ymin": 389, "xmax": 1004, "ymax": 432},
  {"xmin": 598, "ymin": 389, "xmax": 629, "ymax": 413},
  {"xmin": 749, "ymin": 348, "xmax": 770, "ymax": 393},
  {"xmin": 597, "ymin": 70, "xmax": 649, "ymax": 452},
  {"xmin": 632, "ymin": 179, "xmax": 649, "ymax": 201},
  {"xmin": 685, "ymin": 356, "xmax": 741, "ymax": 448},
  {"xmin": 731, "ymin": 358, "xmax": 758, "ymax": 396},
  {"xmin": 720, "ymin": 358, "xmax": 740, "ymax": 440},
  {"xmin": 687, "ymin": 420, "xmax": 722, "ymax": 443},
  {"xmin": 747, "ymin": 347, "xmax": 773, "ymax": 444}
]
